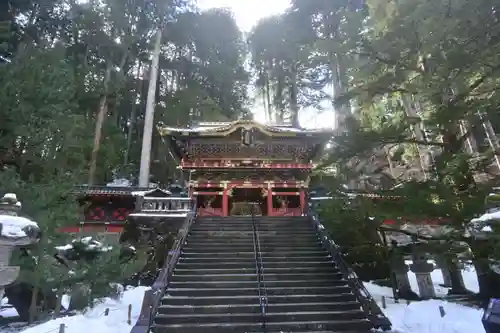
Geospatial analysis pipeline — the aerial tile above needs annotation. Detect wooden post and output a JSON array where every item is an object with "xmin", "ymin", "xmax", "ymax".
[
  {"xmin": 104, "ymin": 308, "xmax": 109, "ymax": 316},
  {"xmin": 299, "ymin": 189, "xmax": 305, "ymax": 215},
  {"xmin": 222, "ymin": 186, "xmax": 228, "ymax": 216},
  {"xmin": 59, "ymin": 324, "xmax": 65, "ymax": 333},
  {"xmin": 267, "ymin": 186, "xmax": 273, "ymax": 216},
  {"xmin": 439, "ymin": 305, "xmax": 446, "ymax": 317},
  {"xmin": 54, "ymin": 287, "xmax": 64, "ymax": 317},
  {"xmin": 127, "ymin": 304, "xmax": 132, "ymax": 324}
]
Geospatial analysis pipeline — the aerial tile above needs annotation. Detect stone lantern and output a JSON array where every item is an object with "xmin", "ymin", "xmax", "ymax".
[{"xmin": 0, "ymin": 193, "xmax": 40, "ymax": 300}]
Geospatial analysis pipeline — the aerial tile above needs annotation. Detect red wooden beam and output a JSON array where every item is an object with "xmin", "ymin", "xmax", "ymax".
[
  {"xmin": 181, "ymin": 160, "xmax": 312, "ymax": 169},
  {"xmin": 192, "ymin": 181, "xmax": 303, "ymax": 188},
  {"xmin": 382, "ymin": 218, "xmax": 451, "ymax": 225},
  {"xmin": 57, "ymin": 224, "xmax": 124, "ymax": 233}
]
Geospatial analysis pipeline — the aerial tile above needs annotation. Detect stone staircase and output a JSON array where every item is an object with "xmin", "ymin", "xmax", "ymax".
[{"xmin": 150, "ymin": 216, "xmax": 384, "ymax": 333}]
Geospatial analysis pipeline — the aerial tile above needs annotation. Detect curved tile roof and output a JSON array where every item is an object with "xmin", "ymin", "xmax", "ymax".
[{"xmin": 157, "ymin": 120, "xmax": 334, "ymax": 137}]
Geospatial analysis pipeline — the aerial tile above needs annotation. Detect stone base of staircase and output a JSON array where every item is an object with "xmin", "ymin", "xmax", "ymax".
[{"xmin": 149, "ymin": 216, "xmax": 376, "ymax": 333}]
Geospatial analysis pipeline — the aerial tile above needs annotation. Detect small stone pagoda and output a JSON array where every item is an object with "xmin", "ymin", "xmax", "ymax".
[{"xmin": 158, "ymin": 120, "xmax": 333, "ymax": 216}]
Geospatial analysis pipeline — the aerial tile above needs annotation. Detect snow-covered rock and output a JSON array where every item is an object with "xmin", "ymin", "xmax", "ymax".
[
  {"xmin": 467, "ymin": 211, "xmax": 500, "ymax": 239},
  {"xmin": 54, "ymin": 236, "xmax": 115, "ymax": 263}
]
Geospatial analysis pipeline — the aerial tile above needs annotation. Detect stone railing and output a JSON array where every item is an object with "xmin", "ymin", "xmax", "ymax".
[{"xmin": 134, "ymin": 197, "xmax": 192, "ymax": 216}]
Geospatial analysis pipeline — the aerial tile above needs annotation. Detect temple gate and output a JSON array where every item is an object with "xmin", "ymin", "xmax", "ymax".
[{"xmin": 158, "ymin": 120, "xmax": 332, "ymax": 217}]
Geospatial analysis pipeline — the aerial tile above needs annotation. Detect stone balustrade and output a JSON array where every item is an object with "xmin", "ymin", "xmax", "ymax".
[{"xmin": 135, "ymin": 197, "xmax": 192, "ymax": 216}]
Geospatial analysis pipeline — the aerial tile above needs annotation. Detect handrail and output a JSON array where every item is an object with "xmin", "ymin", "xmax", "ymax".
[
  {"xmin": 130, "ymin": 198, "xmax": 197, "ymax": 333},
  {"xmin": 250, "ymin": 203, "xmax": 268, "ymax": 332},
  {"xmin": 307, "ymin": 204, "xmax": 392, "ymax": 331}
]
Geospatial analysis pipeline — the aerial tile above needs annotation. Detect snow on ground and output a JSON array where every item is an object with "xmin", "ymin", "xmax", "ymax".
[
  {"xmin": 0, "ymin": 267, "xmax": 486, "ymax": 333},
  {"xmin": 1, "ymin": 287, "xmax": 148, "ymax": 333},
  {"xmin": 365, "ymin": 264, "xmax": 485, "ymax": 333}
]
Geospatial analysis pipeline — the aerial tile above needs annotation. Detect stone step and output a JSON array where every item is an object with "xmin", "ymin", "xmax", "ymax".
[
  {"xmin": 262, "ymin": 276, "xmax": 346, "ymax": 285},
  {"xmin": 267, "ymin": 293, "xmax": 358, "ymax": 304},
  {"xmin": 181, "ymin": 250, "xmax": 327, "ymax": 258},
  {"xmin": 184, "ymin": 245, "xmax": 322, "ymax": 252},
  {"xmin": 151, "ymin": 321, "xmax": 260, "ymax": 333},
  {"xmin": 158, "ymin": 301, "xmax": 361, "ymax": 315},
  {"xmin": 174, "ymin": 267, "xmax": 257, "ymax": 275},
  {"xmin": 166, "ymin": 287, "xmax": 259, "ymax": 297},
  {"xmin": 155, "ymin": 309, "xmax": 366, "ymax": 325},
  {"xmin": 191, "ymin": 224, "xmax": 313, "ymax": 230},
  {"xmin": 189, "ymin": 236, "xmax": 320, "ymax": 243},
  {"xmin": 186, "ymin": 236, "xmax": 255, "ymax": 242},
  {"xmin": 154, "ymin": 312, "xmax": 261, "ymax": 325},
  {"xmin": 169, "ymin": 281, "xmax": 258, "ymax": 289},
  {"xmin": 265, "ymin": 310, "xmax": 368, "ymax": 323},
  {"xmin": 166, "ymin": 285, "xmax": 351, "ymax": 298},
  {"xmin": 184, "ymin": 243, "xmax": 257, "ymax": 247},
  {"xmin": 161, "ymin": 295, "xmax": 260, "ymax": 306},
  {"xmin": 191, "ymin": 225, "xmax": 257, "ymax": 229},
  {"xmin": 157, "ymin": 303, "xmax": 261, "ymax": 315},
  {"xmin": 189, "ymin": 231, "xmax": 318, "ymax": 238},
  {"xmin": 195, "ymin": 221, "xmax": 311, "ymax": 226},
  {"xmin": 192, "ymin": 225, "xmax": 314, "ymax": 231},
  {"xmin": 176, "ymin": 257, "xmax": 332, "ymax": 267},
  {"xmin": 151, "ymin": 319, "xmax": 372, "ymax": 333},
  {"xmin": 176, "ymin": 262, "xmax": 256, "ymax": 270},
  {"xmin": 262, "ymin": 272, "xmax": 344, "ymax": 281},
  {"xmin": 181, "ymin": 251, "xmax": 255, "ymax": 257},
  {"xmin": 170, "ymin": 273, "xmax": 259, "ymax": 282},
  {"xmin": 169, "ymin": 279, "xmax": 346, "ymax": 289},
  {"xmin": 198, "ymin": 217, "xmax": 309, "ymax": 222},
  {"xmin": 259, "ymin": 261, "xmax": 338, "ymax": 269},
  {"xmin": 161, "ymin": 293, "xmax": 358, "ymax": 306},
  {"xmin": 183, "ymin": 246, "xmax": 321, "ymax": 252},
  {"xmin": 257, "ymin": 227, "xmax": 314, "ymax": 231},
  {"xmin": 265, "ymin": 285, "xmax": 352, "ymax": 296},
  {"xmin": 173, "ymin": 265, "xmax": 338, "ymax": 275},
  {"xmin": 257, "ymin": 237, "xmax": 320, "ymax": 242}
]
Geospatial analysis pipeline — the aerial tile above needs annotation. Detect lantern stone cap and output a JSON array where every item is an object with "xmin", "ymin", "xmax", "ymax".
[
  {"xmin": 2, "ymin": 193, "xmax": 18, "ymax": 202},
  {"xmin": 0, "ymin": 193, "xmax": 21, "ymax": 208},
  {"xmin": 0, "ymin": 214, "xmax": 39, "ymax": 240}
]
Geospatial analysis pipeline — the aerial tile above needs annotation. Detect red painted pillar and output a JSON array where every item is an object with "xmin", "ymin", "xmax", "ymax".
[
  {"xmin": 222, "ymin": 188, "xmax": 228, "ymax": 216},
  {"xmin": 267, "ymin": 188, "xmax": 273, "ymax": 216},
  {"xmin": 299, "ymin": 189, "xmax": 305, "ymax": 216}
]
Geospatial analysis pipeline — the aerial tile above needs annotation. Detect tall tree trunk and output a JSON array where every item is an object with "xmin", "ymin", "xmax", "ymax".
[
  {"xmin": 289, "ymin": 66, "xmax": 299, "ymax": 127},
  {"xmin": 331, "ymin": 53, "xmax": 349, "ymax": 131},
  {"xmin": 88, "ymin": 62, "xmax": 112, "ymax": 185},
  {"xmin": 124, "ymin": 60, "xmax": 142, "ymax": 166},
  {"xmin": 265, "ymin": 74, "xmax": 273, "ymax": 122},
  {"xmin": 400, "ymin": 94, "xmax": 429, "ymax": 179}
]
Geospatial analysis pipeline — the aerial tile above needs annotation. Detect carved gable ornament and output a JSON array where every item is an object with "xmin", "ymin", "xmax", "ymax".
[{"xmin": 240, "ymin": 127, "xmax": 256, "ymax": 147}]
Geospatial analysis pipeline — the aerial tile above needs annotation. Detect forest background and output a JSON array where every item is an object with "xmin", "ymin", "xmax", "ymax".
[{"xmin": 1, "ymin": 0, "xmax": 500, "ymax": 317}]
